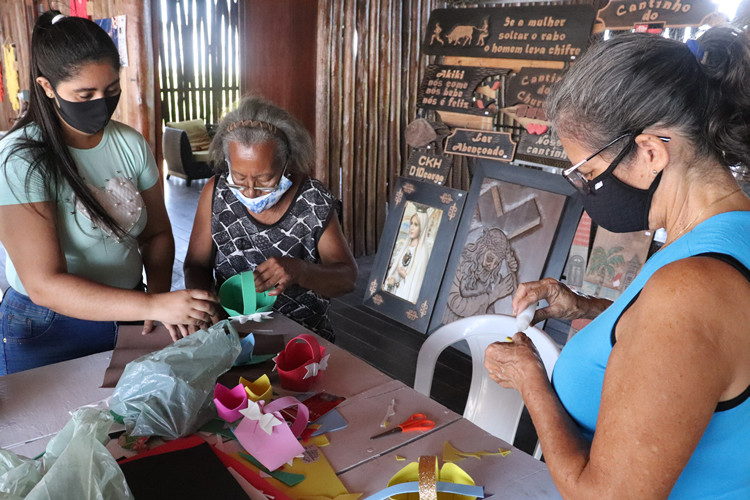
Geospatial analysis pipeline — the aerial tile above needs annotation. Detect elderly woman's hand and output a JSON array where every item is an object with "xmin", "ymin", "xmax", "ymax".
[
  {"xmin": 512, "ymin": 278, "xmax": 595, "ymax": 324},
  {"xmin": 254, "ymin": 256, "xmax": 305, "ymax": 296},
  {"xmin": 484, "ymin": 332, "xmax": 548, "ymax": 393}
]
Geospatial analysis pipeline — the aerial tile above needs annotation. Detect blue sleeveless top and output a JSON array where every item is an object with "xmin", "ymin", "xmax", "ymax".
[{"xmin": 553, "ymin": 211, "xmax": 750, "ymax": 499}]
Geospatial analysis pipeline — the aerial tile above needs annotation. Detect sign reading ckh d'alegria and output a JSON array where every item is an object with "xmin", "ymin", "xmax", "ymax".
[
  {"xmin": 445, "ymin": 129, "xmax": 517, "ymax": 162},
  {"xmin": 417, "ymin": 65, "xmax": 510, "ymax": 117},
  {"xmin": 422, "ymin": 5, "xmax": 597, "ymax": 61},
  {"xmin": 597, "ymin": 0, "xmax": 718, "ymax": 30},
  {"xmin": 404, "ymin": 149, "xmax": 454, "ymax": 185}
]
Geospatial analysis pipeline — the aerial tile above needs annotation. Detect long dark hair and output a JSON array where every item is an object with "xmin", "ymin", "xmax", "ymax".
[{"xmin": 2, "ymin": 10, "xmax": 126, "ymax": 238}]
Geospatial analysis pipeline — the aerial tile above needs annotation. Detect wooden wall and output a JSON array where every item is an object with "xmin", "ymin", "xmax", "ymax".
[
  {"xmin": 0, "ymin": 0, "xmax": 158, "ymax": 154},
  {"xmin": 315, "ymin": 0, "xmax": 450, "ymax": 257},
  {"xmin": 0, "ymin": 1, "xmax": 35, "ymax": 132},
  {"xmin": 241, "ymin": 0, "xmax": 318, "ymax": 136}
]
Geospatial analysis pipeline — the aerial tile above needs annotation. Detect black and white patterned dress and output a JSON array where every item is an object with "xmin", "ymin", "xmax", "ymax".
[{"xmin": 212, "ymin": 175, "xmax": 339, "ymax": 341}]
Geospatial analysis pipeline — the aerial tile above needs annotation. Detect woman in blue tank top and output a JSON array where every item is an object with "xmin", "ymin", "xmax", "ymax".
[{"xmin": 484, "ymin": 27, "xmax": 750, "ymax": 498}]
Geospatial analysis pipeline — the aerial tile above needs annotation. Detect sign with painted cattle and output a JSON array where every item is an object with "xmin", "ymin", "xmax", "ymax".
[{"xmin": 422, "ymin": 5, "xmax": 597, "ymax": 61}]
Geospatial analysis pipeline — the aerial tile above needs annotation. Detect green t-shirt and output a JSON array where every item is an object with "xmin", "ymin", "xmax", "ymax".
[{"xmin": 0, "ymin": 121, "xmax": 159, "ymax": 294}]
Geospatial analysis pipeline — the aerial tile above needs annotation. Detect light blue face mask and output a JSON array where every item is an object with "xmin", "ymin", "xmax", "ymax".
[{"xmin": 226, "ymin": 162, "xmax": 292, "ymax": 213}]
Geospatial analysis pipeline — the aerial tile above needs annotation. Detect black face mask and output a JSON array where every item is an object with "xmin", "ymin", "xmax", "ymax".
[
  {"xmin": 582, "ymin": 148, "xmax": 662, "ymax": 233},
  {"xmin": 53, "ymin": 90, "xmax": 120, "ymax": 134}
]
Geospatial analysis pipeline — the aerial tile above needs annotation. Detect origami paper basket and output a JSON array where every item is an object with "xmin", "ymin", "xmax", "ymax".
[
  {"xmin": 219, "ymin": 271, "xmax": 277, "ymax": 317},
  {"xmin": 274, "ymin": 334, "xmax": 326, "ymax": 392},
  {"xmin": 234, "ymin": 396, "xmax": 310, "ymax": 471},
  {"xmin": 362, "ymin": 455, "xmax": 484, "ymax": 500},
  {"xmin": 213, "ymin": 383, "xmax": 248, "ymax": 423}
]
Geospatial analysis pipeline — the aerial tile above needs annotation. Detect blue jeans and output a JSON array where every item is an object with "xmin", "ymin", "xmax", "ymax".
[{"xmin": 0, "ymin": 288, "xmax": 117, "ymax": 375}]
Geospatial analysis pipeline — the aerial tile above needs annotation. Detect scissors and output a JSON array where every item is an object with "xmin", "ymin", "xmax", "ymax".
[{"xmin": 370, "ymin": 413, "xmax": 435, "ymax": 440}]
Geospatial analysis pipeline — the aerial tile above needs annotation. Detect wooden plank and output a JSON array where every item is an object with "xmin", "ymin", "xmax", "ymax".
[
  {"xmin": 341, "ymin": 0, "xmax": 356, "ymax": 252},
  {"xmin": 314, "ymin": 0, "xmax": 332, "ymax": 187}
]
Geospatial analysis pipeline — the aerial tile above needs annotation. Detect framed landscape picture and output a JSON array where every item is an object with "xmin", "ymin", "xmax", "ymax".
[
  {"xmin": 428, "ymin": 160, "xmax": 583, "ymax": 333},
  {"xmin": 363, "ymin": 178, "xmax": 467, "ymax": 333}
]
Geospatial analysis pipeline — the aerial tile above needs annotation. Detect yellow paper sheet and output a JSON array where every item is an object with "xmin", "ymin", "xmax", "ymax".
[
  {"xmin": 232, "ymin": 444, "xmax": 348, "ymax": 498},
  {"xmin": 442, "ymin": 441, "xmax": 511, "ymax": 462}
]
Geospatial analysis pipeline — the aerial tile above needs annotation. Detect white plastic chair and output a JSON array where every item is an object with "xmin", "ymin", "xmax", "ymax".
[{"xmin": 414, "ymin": 314, "xmax": 560, "ymax": 460}]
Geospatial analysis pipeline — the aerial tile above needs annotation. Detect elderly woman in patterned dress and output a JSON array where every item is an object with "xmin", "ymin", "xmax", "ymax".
[{"xmin": 183, "ymin": 95, "xmax": 357, "ymax": 341}]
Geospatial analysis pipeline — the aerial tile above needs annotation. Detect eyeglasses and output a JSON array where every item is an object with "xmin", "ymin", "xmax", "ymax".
[
  {"xmin": 563, "ymin": 133, "xmax": 670, "ymax": 194},
  {"xmin": 226, "ymin": 160, "xmax": 288, "ymax": 193}
]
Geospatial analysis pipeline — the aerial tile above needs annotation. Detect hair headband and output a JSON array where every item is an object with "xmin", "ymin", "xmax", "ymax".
[
  {"xmin": 225, "ymin": 119, "xmax": 289, "ymax": 147},
  {"xmin": 51, "ymin": 14, "xmax": 65, "ymax": 24}
]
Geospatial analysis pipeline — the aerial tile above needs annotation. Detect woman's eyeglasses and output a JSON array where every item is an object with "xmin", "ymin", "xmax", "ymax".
[
  {"xmin": 563, "ymin": 133, "xmax": 670, "ymax": 194},
  {"xmin": 226, "ymin": 161, "xmax": 288, "ymax": 193}
]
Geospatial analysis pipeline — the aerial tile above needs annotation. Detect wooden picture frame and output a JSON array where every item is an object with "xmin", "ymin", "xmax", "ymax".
[
  {"xmin": 363, "ymin": 178, "xmax": 467, "ymax": 333},
  {"xmin": 428, "ymin": 160, "xmax": 583, "ymax": 333}
]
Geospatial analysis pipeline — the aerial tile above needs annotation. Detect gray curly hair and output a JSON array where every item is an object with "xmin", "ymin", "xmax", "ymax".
[{"xmin": 209, "ymin": 94, "xmax": 314, "ymax": 175}]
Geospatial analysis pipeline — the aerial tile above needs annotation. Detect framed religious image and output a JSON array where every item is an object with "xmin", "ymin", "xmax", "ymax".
[
  {"xmin": 363, "ymin": 178, "xmax": 467, "ymax": 333},
  {"xmin": 428, "ymin": 160, "xmax": 584, "ymax": 333}
]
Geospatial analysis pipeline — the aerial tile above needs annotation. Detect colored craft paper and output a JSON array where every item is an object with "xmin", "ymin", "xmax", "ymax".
[
  {"xmin": 0, "ymin": 60, "xmax": 4, "ymax": 102},
  {"xmin": 235, "ymin": 333, "xmax": 256, "ymax": 365},
  {"xmin": 233, "ymin": 444, "xmax": 350, "ymax": 498},
  {"xmin": 310, "ymin": 409, "xmax": 348, "ymax": 436},
  {"xmin": 233, "ymin": 397, "xmax": 309, "ymax": 471},
  {"xmin": 102, "ymin": 324, "xmax": 172, "ymax": 387},
  {"xmin": 227, "ymin": 467, "xmax": 269, "ymax": 500},
  {"xmin": 442, "ymin": 441, "xmax": 510, "ymax": 463},
  {"xmin": 199, "ymin": 418, "xmax": 237, "ymax": 439},
  {"xmin": 231, "ymin": 311, "xmax": 274, "ymax": 324},
  {"xmin": 238, "ymin": 452, "xmax": 305, "ymax": 486},
  {"xmin": 240, "ymin": 374, "xmax": 272, "ymax": 403},
  {"xmin": 118, "ymin": 442, "xmax": 249, "ymax": 500},
  {"xmin": 214, "ymin": 383, "xmax": 249, "ymax": 422},
  {"xmin": 117, "ymin": 435, "xmax": 292, "ymax": 500}
]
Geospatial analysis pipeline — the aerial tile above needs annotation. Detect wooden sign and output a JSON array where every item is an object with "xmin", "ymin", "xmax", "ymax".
[
  {"xmin": 417, "ymin": 65, "xmax": 510, "ymax": 117},
  {"xmin": 422, "ymin": 5, "xmax": 596, "ymax": 61},
  {"xmin": 445, "ymin": 129, "xmax": 516, "ymax": 162},
  {"xmin": 597, "ymin": 0, "xmax": 717, "ymax": 29},
  {"xmin": 517, "ymin": 131, "xmax": 569, "ymax": 164},
  {"xmin": 505, "ymin": 67, "xmax": 563, "ymax": 109},
  {"xmin": 404, "ymin": 149, "xmax": 453, "ymax": 185}
]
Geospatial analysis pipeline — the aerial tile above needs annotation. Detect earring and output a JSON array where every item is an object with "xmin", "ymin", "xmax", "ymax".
[{"xmin": 652, "ymin": 169, "xmax": 658, "ymax": 175}]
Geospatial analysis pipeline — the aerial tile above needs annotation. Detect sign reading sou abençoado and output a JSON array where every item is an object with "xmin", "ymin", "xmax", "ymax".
[
  {"xmin": 445, "ymin": 129, "xmax": 517, "ymax": 163},
  {"xmin": 422, "ymin": 5, "xmax": 597, "ymax": 61},
  {"xmin": 597, "ymin": 0, "xmax": 718, "ymax": 29},
  {"xmin": 417, "ymin": 65, "xmax": 510, "ymax": 117}
]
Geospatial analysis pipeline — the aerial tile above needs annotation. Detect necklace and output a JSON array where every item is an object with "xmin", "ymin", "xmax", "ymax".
[{"xmin": 671, "ymin": 188, "xmax": 742, "ymax": 241}]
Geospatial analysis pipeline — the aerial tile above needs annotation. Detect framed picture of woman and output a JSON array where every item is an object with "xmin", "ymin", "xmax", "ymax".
[
  {"xmin": 364, "ymin": 178, "xmax": 467, "ymax": 333},
  {"xmin": 428, "ymin": 160, "xmax": 584, "ymax": 335}
]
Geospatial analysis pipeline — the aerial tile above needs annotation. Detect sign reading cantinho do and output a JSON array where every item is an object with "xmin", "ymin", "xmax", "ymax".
[
  {"xmin": 505, "ymin": 67, "xmax": 563, "ymax": 109},
  {"xmin": 422, "ymin": 5, "xmax": 596, "ymax": 62},
  {"xmin": 597, "ymin": 0, "xmax": 718, "ymax": 29}
]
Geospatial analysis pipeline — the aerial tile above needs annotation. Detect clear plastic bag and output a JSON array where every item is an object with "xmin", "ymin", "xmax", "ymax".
[
  {"xmin": 0, "ymin": 407, "xmax": 132, "ymax": 499},
  {"xmin": 109, "ymin": 320, "xmax": 242, "ymax": 439}
]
